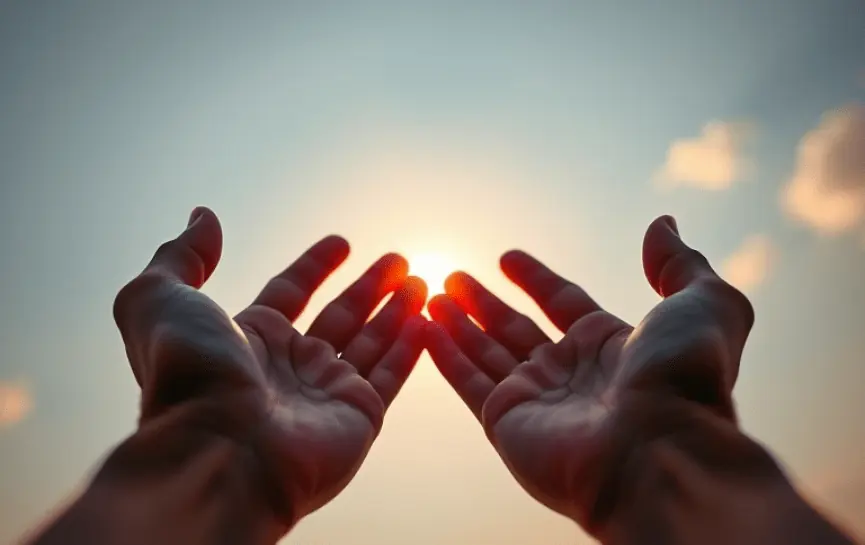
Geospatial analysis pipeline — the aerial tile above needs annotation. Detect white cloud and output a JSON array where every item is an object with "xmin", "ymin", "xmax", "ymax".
[
  {"xmin": 722, "ymin": 235, "xmax": 774, "ymax": 292},
  {"xmin": 782, "ymin": 104, "xmax": 865, "ymax": 235},
  {"xmin": 655, "ymin": 121, "xmax": 753, "ymax": 190},
  {"xmin": 0, "ymin": 382, "xmax": 32, "ymax": 428}
]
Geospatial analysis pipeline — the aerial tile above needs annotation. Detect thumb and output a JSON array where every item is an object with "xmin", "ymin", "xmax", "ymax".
[
  {"xmin": 642, "ymin": 214, "xmax": 753, "ymax": 328},
  {"xmin": 640, "ymin": 215, "xmax": 755, "ymax": 386},
  {"xmin": 113, "ymin": 207, "xmax": 224, "ymax": 360},
  {"xmin": 144, "ymin": 206, "xmax": 223, "ymax": 288},
  {"xmin": 643, "ymin": 215, "xmax": 718, "ymax": 298}
]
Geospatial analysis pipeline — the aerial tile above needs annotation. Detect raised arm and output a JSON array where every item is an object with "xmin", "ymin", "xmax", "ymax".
[
  {"xmin": 424, "ymin": 215, "xmax": 858, "ymax": 544},
  {"xmin": 25, "ymin": 207, "xmax": 427, "ymax": 545}
]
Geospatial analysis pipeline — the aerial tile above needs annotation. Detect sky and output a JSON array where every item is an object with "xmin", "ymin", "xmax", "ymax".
[{"xmin": 0, "ymin": 1, "xmax": 864, "ymax": 543}]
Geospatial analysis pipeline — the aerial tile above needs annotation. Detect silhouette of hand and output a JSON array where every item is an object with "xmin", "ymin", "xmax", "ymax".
[
  {"xmin": 425, "ymin": 216, "xmax": 754, "ymax": 533},
  {"xmin": 113, "ymin": 207, "xmax": 427, "ymax": 526}
]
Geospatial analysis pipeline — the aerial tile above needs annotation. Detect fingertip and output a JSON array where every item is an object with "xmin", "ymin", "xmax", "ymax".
[
  {"xmin": 325, "ymin": 234, "xmax": 351, "ymax": 254},
  {"xmin": 661, "ymin": 214, "xmax": 679, "ymax": 235},
  {"xmin": 499, "ymin": 249, "xmax": 546, "ymax": 286},
  {"xmin": 400, "ymin": 275, "xmax": 429, "ymax": 312},
  {"xmin": 306, "ymin": 236, "xmax": 352, "ymax": 276},
  {"xmin": 384, "ymin": 251, "xmax": 409, "ymax": 266},
  {"xmin": 643, "ymin": 215, "xmax": 714, "ymax": 297},
  {"xmin": 646, "ymin": 215, "xmax": 679, "ymax": 241},
  {"xmin": 443, "ymin": 270, "xmax": 462, "ymax": 288},
  {"xmin": 643, "ymin": 216, "xmax": 679, "ymax": 294},
  {"xmin": 444, "ymin": 270, "xmax": 472, "ymax": 297},
  {"xmin": 186, "ymin": 205, "xmax": 218, "ymax": 229},
  {"xmin": 499, "ymin": 249, "xmax": 526, "ymax": 271},
  {"xmin": 187, "ymin": 206, "xmax": 207, "ymax": 227},
  {"xmin": 319, "ymin": 235, "xmax": 351, "ymax": 265},
  {"xmin": 404, "ymin": 275, "xmax": 428, "ymax": 296},
  {"xmin": 382, "ymin": 252, "xmax": 410, "ymax": 279},
  {"xmin": 426, "ymin": 293, "xmax": 449, "ymax": 320},
  {"xmin": 181, "ymin": 206, "xmax": 223, "ymax": 281}
]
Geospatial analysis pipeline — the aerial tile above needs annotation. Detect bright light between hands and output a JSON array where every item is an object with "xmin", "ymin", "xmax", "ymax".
[{"xmin": 408, "ymin": 252, "xmax": 457, "ymax": 297}]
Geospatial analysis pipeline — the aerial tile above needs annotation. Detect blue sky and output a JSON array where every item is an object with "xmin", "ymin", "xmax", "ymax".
[{"xmin": 1, "ymin": 2, "xmax": 864, "ymax": 543}]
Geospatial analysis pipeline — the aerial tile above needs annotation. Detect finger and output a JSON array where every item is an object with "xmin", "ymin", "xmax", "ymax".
[
  {"xmin": 306, "ymin": 253, "xmax": 409, "ymax": 354},
  {"xmin": 342, "ymin": 276, "xmax": 428, "ymax": 377},
  {"xmin": 367, "ymin": 315, "xmax": 427, "ymax": 409},
  {"xmin": 500, "ymin": 250, "xmax": 602, "ymax": 332},
  {"xmin": 642, "ymin": 217, "xmax": 753, "ymax": 321},
  {"xmin": 444, "ymin": 271, "xmax": 550, "ymax": 361},
  {"xmin": 113, "ymin": 207, "xmax": 239, "ymax": 388},
  {"xmin": 147, "ymin": 207, "xmax": 222, "ymax": 286},
  {"xmin": 427, "ymin": 294, "xmax": 519, "ymax": 382},
  {"xmin": 113, "ymin": 207, "xmax": 222, "ymax": 339},
  {"xmin": 641, "ymin": 215, "xmax": 755, "ymax": 370},
  {"xmin": 424, "ymin": 321, "xmax": 496, "ymax": 421},
  {"xmin": 251, "ymin": 235, "xmax": 350, "ymax": 322},
  {"xmin": 643, "ymin": 215, "xmax": 718, "ymax": 298}
]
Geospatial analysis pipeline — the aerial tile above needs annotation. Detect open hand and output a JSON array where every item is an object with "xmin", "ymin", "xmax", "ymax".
[
  {"xmin": 112, "ymin": 207, "xmax": 427, "ymax": 526},
  {"xmin": 425, "ymin": 216, "xmax": 754, "ymax": 534}
]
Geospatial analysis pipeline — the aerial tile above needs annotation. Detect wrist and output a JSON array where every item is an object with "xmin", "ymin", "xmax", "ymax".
[
  {"xmin": 90, "ymin": 399, "xmax": 291, "ymax": 544},
  {"xmin": 590, "ymin": 398, "xmax": 794, "ymax": 545}
]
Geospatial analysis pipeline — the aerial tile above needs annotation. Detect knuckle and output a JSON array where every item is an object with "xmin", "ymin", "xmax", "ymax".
[
  {"xmin": 113, "ymin": 272, "xmax": 164, "ymax": 325},
  {"xmin": 152, "ymin": 238, "xmax": 206, "ymax": 286},
  {"xmin": 531, "ymin": 270, "xmax": 563, "ymax": 301},
  {"xmin": 701, "ymin": 277, "xmax": 755, "ymax": 329},
  {"xmin": 495, "ymin": 311, "xmax": 530, "ymax": 336},
  {"xmin": 152, "ymin": 239, "xmax": 177, "ymax": 263},
  {"xmin": 659, "ymin": 248, "xmax": 711, "ymax": 291},
  {"xmin": 265, "ymin": 277, "xmax": 306, "ymax": 311},
  {"xmin": 344, "ymin": 280, "xmax": 374, "ymax": 310},
  {"xmin": 299, "ymin": 253, "xmax": 330, "ymax": 289},
  {"xmin": 687, "ymin": 247, "xmax": 712, "ymax": 267}
]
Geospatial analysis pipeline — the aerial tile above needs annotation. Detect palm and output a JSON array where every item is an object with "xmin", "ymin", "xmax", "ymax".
[
  {"xmin": 481, "ymin": 310, "xmax": 631, "ymax": 524},
  {"xmin": 426, "ymin": 216, "xmax": 754, "ymax": 531},
  {"xmin": 234, "ymin": 307, "xmax": 385, "ymax": 516},
  {"xmin": 113, "ymin": 208, "xmax": 427, "ymax": 523}
]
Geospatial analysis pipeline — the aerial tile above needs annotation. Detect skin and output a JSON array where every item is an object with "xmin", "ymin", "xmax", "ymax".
[
  {"xmin": 27, "ymin": 207, "xmax": 428, "ymax": 544},
  {"xmin": 23, "ymin": 211, "xmax": 858, "ymax": 544},
  {"xmin": 425, "ymin": 215, "xmax": 858, "ymax": 544}
]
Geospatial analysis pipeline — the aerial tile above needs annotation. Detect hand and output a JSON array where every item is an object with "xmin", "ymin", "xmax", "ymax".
[
  {"xmin": 112, "ymin": 207, "xmax": 427, "ymax": 527},
  {"xmin": 424, "ymin": 216, "xmax": 754, "ymax": 533}
]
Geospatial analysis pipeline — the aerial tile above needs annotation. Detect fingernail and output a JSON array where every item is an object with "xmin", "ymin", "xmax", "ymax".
[
  {"xmin": 663, "ymin": 215, "xmax": 679, "ymax": 235},
  {"xmin": 187, "ymin": 207, "xmax": 204, "ymax": 228}
]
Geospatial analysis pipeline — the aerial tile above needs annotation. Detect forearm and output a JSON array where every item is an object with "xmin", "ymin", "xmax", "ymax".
[
  {"xmin": 596, "ymin": 404, "xmax": 857, "ymax": 545},
  {"xmin": 25, "ymin": 403, "xmax": 289, "ymax": 545}
]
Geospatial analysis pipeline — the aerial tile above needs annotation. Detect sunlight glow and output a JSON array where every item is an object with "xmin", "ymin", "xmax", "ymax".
[{"xmin": 408, "ymin": 252, "xmax": 457, "ymax": 296}]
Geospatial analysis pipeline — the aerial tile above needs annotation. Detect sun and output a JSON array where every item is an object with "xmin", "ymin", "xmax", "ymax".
[{"xmin": 408, "ymin": 252, "xmax": 457, "ymax": 296}]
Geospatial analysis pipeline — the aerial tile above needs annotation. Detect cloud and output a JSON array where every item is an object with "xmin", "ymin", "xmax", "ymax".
[
  {"xmin": 655, "ymin": 121, "xmax": 753, "ymax": 190},
  {"xmin": 782, "ymin": 104, "xmax": 865, "ymax": 235},
  {"xmin": 722, "ymin": 235, "xmax": 774, "ymax": 292},
  {"xmin": 0, "ymin": 382, "xmax": 32, "ymax": 428}
]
